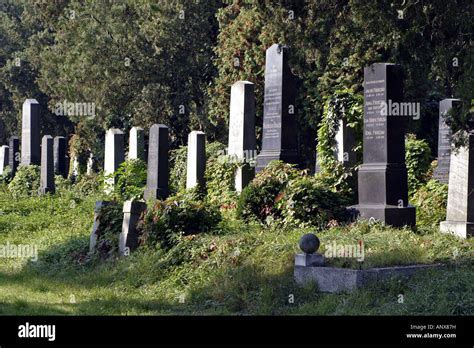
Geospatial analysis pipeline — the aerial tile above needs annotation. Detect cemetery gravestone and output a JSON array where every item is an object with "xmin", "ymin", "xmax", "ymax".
[
  {"xmin": 0, "ymin": 145, "xmax": 9, "ymax": 175},
  {"xmin": 335, "ymin": 118, "xmax": 357, "ymax": 168},
  {"xmin": 39, "ymin": 135, "xmax": 55, "ymax": 194},
  {"xmin": 440, "ymin": 132, "xmax": 474, "ymax": 239},
  {"xmin": 144, "ymin": 124, "xmax": 169, "ymax": 200},
  {"xmin": 21, "ymin": 99, "xmax": 41, "ymax": 166},
  {"xmin": 228, "ymin": 81, "xmax": 256, "ymax": 192},
  {"xmin": 119, "ymin": 200, "xmax": 147, "ymax": 256},
  {"xmin": 8, "ymin": 136, "xmax": 20, "ymax": 175},
  {"xmin": 53, "ymin": 136, "xmax": 67, "ymax": 178},
  {"xmin": 186, "ymin": 131, "xmax": 206, "ymax": 190},
  {"xmin": 129, "ymin": 126, "xmax": 145, "ymax": 161},
  {"xmin": 256, "ymin": 44, "xmax": 298, "ymax": 172},
  {"xmin": 350, "ymin": 63, "xmax": 415, "ymax": 227},
  {"xmin": 104, "ymin": 128, "xmax": 125, "ymax": 191},
  {"xmin": 433, "ymin": 99, "xmax": 460, "ymax": 184}
]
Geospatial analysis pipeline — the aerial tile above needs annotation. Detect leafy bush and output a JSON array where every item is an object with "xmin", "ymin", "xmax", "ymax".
[
  {"xmin": 206, "ymin": 152, "xmax": 239, "ymax": 207},
  {"xmin": 0, "ymin": 166, "xmax": 12, "ymax": 185},
  {"xmin": 55, "ymin": 175, "xmax": 71, "ymax": 194},
  {"xmin": 91, "ymin": 202, "xmax": 123, "ymax": 258},
  {"xmin": 236, "ymin": 161, "xmax": 299, "ymax": 223},
  {"xmin": 406, "ymin": 134, "xmax": 432, "ymax": 194},
  {"xmin": 8, "ymin": 165, "xmax": 40, "ymax": 198},
  {"xmin": 109, "ymin": 159, "xmax": 147, "ymax": 201},
  {"xmin": 315, "ymin": 89, "xmax": 363, "ymax": 202},
  {"xmin": 278, "ymin": 175, "xmax": 349, "ymax": 228},
  {"xmin": 138, "ymin": 190, "xmax": 222, "ymax": 248},
  {"xmin": 72, "ymin": 172, "xmax": 103, "ymax": 197},
  {"xmin": 412, "ymin": 179, "xmax": 448, "ymax": 231},
  {"xmin": 169, "ymin": 145, "xmax": 187, "ymax": 194}
]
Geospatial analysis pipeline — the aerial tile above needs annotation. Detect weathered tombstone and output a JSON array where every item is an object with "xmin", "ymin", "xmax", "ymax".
[
  {"xmin": 119, "ymin": 200, "xmax": 147, "ymax": 256},
  {"xmin": 128, "ymin": 126, "xmax": 145, "ymax": 161},
  {"xmin": 228, "ymin": 81, "xmax": 256, "ymax": 192},
  {"xmin": 350, "ymin": 63, "xmax": 415, "ymax": 227},
  {"xmin": 39, "ymin": 135, "xmax": 55, "ymax": 194},
  {"xmin": 433, "ymin": 99, "xmax": 460, "ymax": 184},
  {"xmin": 186, "ymin": 131, "xmax": 206, "ymax": 190},
  {"xmin": 53, "ymin": 136, "xmax": 67, "ymax": 178},
  {"xmin": 0, "ymin": 145, "xmax": 9, "ymax": 175},
  {"xmin": 144, "ymin": 124, "xmax": 169, "ymax": 200},
  {"xmin": 104, "ymin": 128, "xmax": 125, "ymax": 191},
  {"xmin": 440, "ymin": 132, "xmax": 474, "ymax": 238},
  {"xmin": 8, "ymin": 136, "xmax": 20, "ymax": 175},
  {"xmin": 21, "ymin": 99, "xmax": 41, "ymax": 166},
  {"xmin": 89, "ymin": 201, "xmax": 115, "ymax": 252},
  {"xmin": 334, "ymin": 118, "xmax": 357, "ymax": 168},
  {"xmin": 256, "ymin": 44, "xmax": 298, "ymax": 172}
]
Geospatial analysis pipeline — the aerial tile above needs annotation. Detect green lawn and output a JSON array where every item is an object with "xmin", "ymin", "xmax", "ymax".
[{"xmin": 0, "ymin": 187, "xmax": 473, "ymax": 315}]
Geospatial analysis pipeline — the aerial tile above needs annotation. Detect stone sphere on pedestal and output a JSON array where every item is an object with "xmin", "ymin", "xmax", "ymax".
[{"xmin": 299, "ymin": 233, "xmax": 320, "ymax": 254}]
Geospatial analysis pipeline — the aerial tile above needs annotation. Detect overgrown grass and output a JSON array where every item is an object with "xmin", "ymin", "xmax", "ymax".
[{"xmin": 0, "ymin": 187, "xmax": 472, "ymax": 315}]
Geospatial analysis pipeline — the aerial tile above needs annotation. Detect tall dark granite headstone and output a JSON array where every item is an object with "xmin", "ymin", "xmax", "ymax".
[
  {"xmin": 40, "ymin": 135, "xmax": 55, "ymax": 194},
  {"xmin": 433, "ymin": 99, "xmax": 460, "ymax": 184},
  {"xmin": 350, "ymin": 63, "xmax": 415, "ymax": 227},
  {"xmin": 256, "ymin": 44, "xmax": 298, "ymax": 172},
  {"xmin": 54, "ymin": 136, "xmax": 67, "ymax": 178},
  {"xmin": 21, "ymin": 99, "xmax": 41, "ymax": 166},
  {"xmin": 440, "ymin": 131, "xmax": 474, "ymax": 239},
  {"xmin": 8, "ymin": 136, "xmax": 20, "ymax": 175},
  {"xmin": 144, "ymin": 124, "xmax": 169, "ymax": 200}
]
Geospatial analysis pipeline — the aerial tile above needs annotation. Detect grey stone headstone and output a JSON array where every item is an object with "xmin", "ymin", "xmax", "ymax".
[
  {"xmin": 440, "ymin": 132, "xmax": 474, "ymax": 238},
  {"xmin": 228, "ymin": 81, "xmax": 256, "ymax": 192},
  {"xmin": 104, "ymin": 128, "xmax": 125, "ymax": 191},
  {"xmin": 186, "ymin": 131, "xmax": 206, "ymax": 190},
  {"xmin": 39, "ymin": 135, "xmax": 55, "ymax": 194},
  {"xmin": 8, "ymin": 136, "xmax": 20, "ymax": 176},
  {"xmin": 119, "ymin": 200, "xmax": 147, "ymax": 256},
  {"xmin": 349, "ymin": 63, "xmax": 415, "ymax": 227},
  {"xmin": 53, "ymin": 136, "xmax": 67, "ymax": 178},
  {"xmin": 128, "ymin": 126, "xmax": 145, "ymax": 161},
  {"xmin": 21, "ymin": 99, "xmax": 41, "ymax": 166},
  {"xmin": 256, "ymin": 44, "xmax": 299, "ymax": 172},
  {"xmin": 433, "ymin": 99, "xmax": 460, "ymax": 184},
  {"xmin": 335, "ymin": 118, "xmax": 357, "ymax": 168},
  {"xmin": 144, "ymin": 124, "xmax": 169, "ymax": 200},
  {"xmin": 0, "ymin": 145, "xmax": 9, "ymax": 175}
]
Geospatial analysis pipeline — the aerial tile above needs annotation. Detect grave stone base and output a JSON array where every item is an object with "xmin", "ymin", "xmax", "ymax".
[
  {"xmin": 255, "ymin": 149, "xmax": 298, "ymax": 172},
  {"xmin": 295, "ymin": 264, "xmax": 442, "ymax": 293},
  {"xmin": 349, "ymin": 204, "xmax": 416, "ymax": 227},
  {"xmin": 440, "ymin": 221, "xmax": 474, "ymax": 239}
]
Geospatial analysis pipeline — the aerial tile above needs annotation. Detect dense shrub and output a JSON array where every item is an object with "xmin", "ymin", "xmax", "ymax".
[
  {"xmin": 72, "ymin": 172, "xmax": 103, "ymax": 197},
  {"xmin": 8, "ymin": 165, "xmax": 40, "ymax": 198},
  {"xmin": 206, "ymin": 152, "xmax": 240, "ymax": 207},
  {"xmin": 412, "ymin": 179, "xmax": 448, "ymax": 231},
  {"xmin": 236, "ymin": 161, "xmax": 299, "ymax": 223},
  {"xmin": 138, "ymin": 190, "xmax": 222, "ymax": 248},
  {"xmin": 109, "ymin": 159, "xmax": 147, "ymax": 201},
  {"xmin": 278, "ymin": 175, "xmax": 349, "ymax": 229},
  {"xmin": 315, "ymin": 89, "xmax": 363, "ymax": 202},
  {"xmin": 0, "ymin": 166, "xmax": 12, "ymax": 185},
  {"xmin": 406, "ymin": 134, "xmax": 432, "ymax": 194},
  {"xmin": 91, "ymin": 203, "xmax": 123, "ymax": 258}
]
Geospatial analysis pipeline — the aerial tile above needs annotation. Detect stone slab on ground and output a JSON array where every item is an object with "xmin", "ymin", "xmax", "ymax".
[{"xmin": 294, "ymin": 263, "xmax": 444, "ymax": 293}]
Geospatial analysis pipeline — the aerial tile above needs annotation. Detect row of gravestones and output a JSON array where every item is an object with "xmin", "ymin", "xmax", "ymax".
[{"xmin": 0, "ymin": 44, "xmax": 470, "ymax": 242}]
